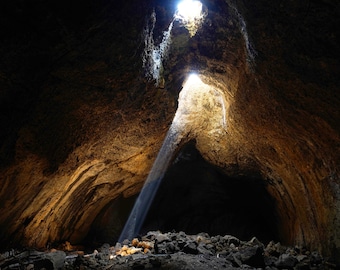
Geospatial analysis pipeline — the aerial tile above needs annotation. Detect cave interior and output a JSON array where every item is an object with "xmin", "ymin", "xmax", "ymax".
[{"xmin": 0, "ymin": 0, "xmax": 339, "ymax": 264}]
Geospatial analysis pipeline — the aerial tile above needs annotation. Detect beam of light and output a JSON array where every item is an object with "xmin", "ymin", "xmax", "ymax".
[
  {"xmin": 118, "ymin": 73, "xmax": 228, "ymax": 243},
  {"xmin": 118, "ymin": 124, "xmax": 185, "ymax": 243}
]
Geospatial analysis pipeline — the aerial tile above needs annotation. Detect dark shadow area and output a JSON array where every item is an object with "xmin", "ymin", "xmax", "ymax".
[
  {"xmin": 84, "ymin": 194, "xmax": 137, "ymax": 248},
  {"xmin": 142, "ymin": 141, "xmax": 280, "ymax": 243}
]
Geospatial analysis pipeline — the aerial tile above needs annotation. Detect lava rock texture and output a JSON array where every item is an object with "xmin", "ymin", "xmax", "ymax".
[{"xmin": 0, "ymin": 231, "xmax": 336, "ymax": 269}]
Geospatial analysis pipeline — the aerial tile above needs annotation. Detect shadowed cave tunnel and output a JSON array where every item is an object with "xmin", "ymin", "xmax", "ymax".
[
  {"xmin": 143, "ymin": 142, "xmax": 279, "ymax": 242},
  {"xmin": 88, "ymin": 141, "xmax": 279, "ymax": 246},
  {"xmin": 0, "ymin": 0, "xmax": 339, "ymax": 264}
]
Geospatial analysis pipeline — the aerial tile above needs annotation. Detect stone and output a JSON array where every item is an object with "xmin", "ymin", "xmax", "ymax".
[
  {"xmin": 275, "ymin": 253, "xmax": 298, "ymax": 269},
  {"xmin": 226, "ymin": 252, "xmax": 243, "ymax": 267},
  {"xmin": 264, "ymin": 255, "xmax": 278, "ymax": 267},
  {"xmin": 2, "ymin": 231, "xmax": 335, "ymax": 269},
  {"xmin": 197, "ymin": 243, "xmax": 214, "ymax": 256},
  {"xmin": 149, "ymin": 256, "xmax": 162, "ymax": 267},
  {"xmin": 41, "ymin": 251, "xmax": 66, "ymax": 270},
  {"xmin": 310, "ymin": 251, "xmax": 323, "ymax": 266},
  {"xmin": 239, "ymin": 245, "xmax": 265, "ymax": 268},
  {"xmin": 165, "ymin": 241, "xmax": 179, "ymax": 253},
  {"xmin": 296, "ymin": 254, "xmax": 308, "ymax": 262},
  {"xmin": 223, "ymin": 235, "xmax": 241, "ymax": 246},
  {"xmin": 154, "ymin": 242, "xmax": 167, "ymax": 254},
  {"xmin": 249, "ymin": 237, "xmax": 264, "ymax": 247},
  {"xmin": 183, "ymin": 241, "xmax": 198, "ymax": 254},
  {"xmin": 265, "ymin": 241, "xmax": 282, "ymax": 257},
  {"xmin": 155, "ymin": 233, "xmax": 171, "ymax": 243}
]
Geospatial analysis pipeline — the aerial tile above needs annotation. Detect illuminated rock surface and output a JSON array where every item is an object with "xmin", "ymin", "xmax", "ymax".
[{"xmin": 0, "ymin": 0, "xmax": 339, "ymax": 265}]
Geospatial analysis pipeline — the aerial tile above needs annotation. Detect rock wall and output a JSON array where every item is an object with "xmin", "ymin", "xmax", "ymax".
[{"xmin": 0, "ymin": 0, "xmax": 339, "ymax": 262}]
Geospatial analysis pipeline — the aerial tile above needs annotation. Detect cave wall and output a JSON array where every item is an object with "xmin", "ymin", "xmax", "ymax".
[
  {"xmin": 0, "ymin": 0, "xmax": 339, "ymax": 261},
  {"xmin": 0, "ymin": 0, "xmax": 176, "ymax": 248},
  {"xmin": 230, "ymin": 0, "xmax": 340, "ymax": 257}
]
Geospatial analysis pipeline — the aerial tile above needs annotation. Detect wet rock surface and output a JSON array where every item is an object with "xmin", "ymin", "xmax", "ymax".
[{"xmin": 1, "ymin": 231, "xmax": 336, "ymax": 269}]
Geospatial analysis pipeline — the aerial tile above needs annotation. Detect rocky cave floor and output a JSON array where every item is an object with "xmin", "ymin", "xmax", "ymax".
[{"xmin": 0, "ymin": 231, "xmax": 337, "ymax": 270}]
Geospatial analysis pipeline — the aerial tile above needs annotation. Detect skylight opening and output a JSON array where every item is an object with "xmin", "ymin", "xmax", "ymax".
[
  {"xmin": 177, "ymin": 0, "xmax": 203, "ymax": 22},
  {"xmin": 175, "ymin": 0, "xmax": 206, "ymax": 37},
  {"xmin": 186, "ymin": 73, "xmax": 201, "ymax": 85}
]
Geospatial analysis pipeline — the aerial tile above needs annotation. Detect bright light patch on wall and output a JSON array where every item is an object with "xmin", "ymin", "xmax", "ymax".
[
  {"xmin": 172, "ymin": 73, "xmax": 227, "ymax": 131},
  {"xmin": 175, "ymin": 0, "xmax": 206, "ymax": 37}
]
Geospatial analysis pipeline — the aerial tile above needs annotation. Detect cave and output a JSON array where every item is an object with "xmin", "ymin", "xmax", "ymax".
[
  {"xmin": 142, "ymin": 141, "xmax": 280, "ymax": 243},
  {"xmin": 0, "ymin": 0, "xmax": 339, "ymax": 265},
  {"xmin": 87, "ymin": 141, "xmax": 279, "ymax": 246}
]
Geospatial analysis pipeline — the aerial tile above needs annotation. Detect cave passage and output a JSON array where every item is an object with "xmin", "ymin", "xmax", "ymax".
[
  {"xmin": 86, "ymin": 141, "xmax": 280, "ymax": 246},
  {"xmin": 142, "ymin": 141, "xmax": 280, "ymax": 243}
]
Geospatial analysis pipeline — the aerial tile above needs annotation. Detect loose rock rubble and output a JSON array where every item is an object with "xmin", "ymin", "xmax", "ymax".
[{"xmin": 1, "ymin": 231, "xmax": 337, "ymax": 269}]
